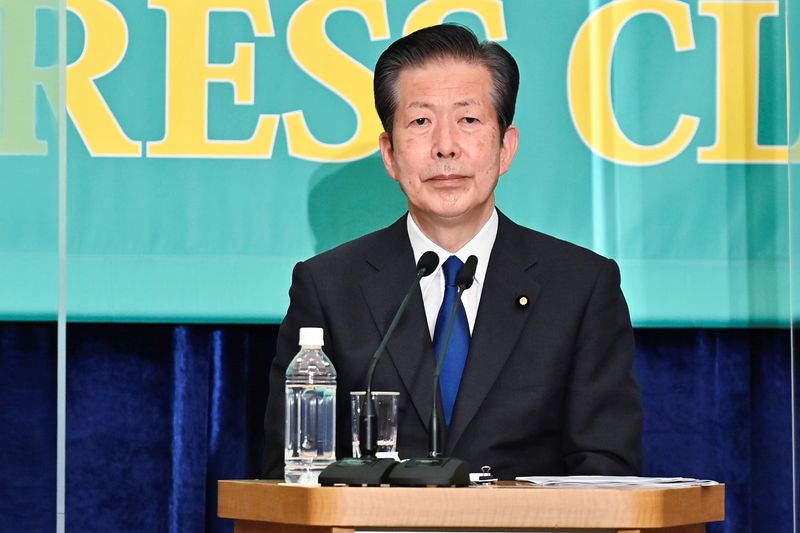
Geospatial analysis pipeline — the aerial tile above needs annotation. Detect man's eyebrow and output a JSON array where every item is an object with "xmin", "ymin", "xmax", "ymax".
[
  {"xmin": 406, "ymin": 99, "xmax": 482, "ymax": 109},
  {"xmin": 454, "ymin": 99, "xmax": 481, "ymax": 108}
]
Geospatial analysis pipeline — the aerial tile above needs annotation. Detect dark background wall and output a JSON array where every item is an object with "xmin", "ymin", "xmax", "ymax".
[{"xmin": 0, "ymin": 323, "xmax": 792, "ymax": 532}]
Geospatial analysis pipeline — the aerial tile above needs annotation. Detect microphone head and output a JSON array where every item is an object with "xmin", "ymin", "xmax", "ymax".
[
  {"xmin": 417, "ymin": 251, "xmax": 440, "ymax": 277},
  {"xmin": 457, "ymin": 255, "xmax": 478, "ymax": 290}
]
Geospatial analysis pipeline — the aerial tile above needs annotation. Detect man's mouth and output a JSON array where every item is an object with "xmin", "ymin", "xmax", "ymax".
[{"xmin": 427, "ymin": 174, "xmax": 467, "ymax": 182}]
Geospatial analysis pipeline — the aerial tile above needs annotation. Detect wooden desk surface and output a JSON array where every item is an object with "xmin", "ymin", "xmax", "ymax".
[{"xmin": 218, "ymin": 479, "xmax": 724, "ymax": 531}]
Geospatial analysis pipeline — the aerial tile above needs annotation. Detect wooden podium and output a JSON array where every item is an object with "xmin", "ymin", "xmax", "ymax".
[{"xmin": 218, "ymin": 480, "xmax": 724, "ymax": 533}]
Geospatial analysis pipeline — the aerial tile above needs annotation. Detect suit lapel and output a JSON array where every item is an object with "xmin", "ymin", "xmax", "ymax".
[
  {"xmin": 359, "ymin": 218, "xmax": 436, "ymax": 429},
  {"xmin": 446, "ymin": 214, "xmax": 541, "ymax": 453}
]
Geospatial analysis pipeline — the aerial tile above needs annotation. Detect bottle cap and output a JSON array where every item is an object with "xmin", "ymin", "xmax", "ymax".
[{"xmin": 298, "ymin": 327, "xmax": 324, "ymax": 347}]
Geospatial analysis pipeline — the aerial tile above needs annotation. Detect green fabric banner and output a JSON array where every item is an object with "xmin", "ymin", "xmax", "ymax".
[{"xmin": 1, "ymin": 0, "xmax": 795, "ymax": 326}]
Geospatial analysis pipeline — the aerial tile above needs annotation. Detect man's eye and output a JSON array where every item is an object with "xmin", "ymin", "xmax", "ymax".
[
  {"xmin": 413, "ymin": 118, "xmax": 428, "ymax": 126},
  {"xmin": 463, "ymin": 117, "xmax": 478, "ymax": 124}
]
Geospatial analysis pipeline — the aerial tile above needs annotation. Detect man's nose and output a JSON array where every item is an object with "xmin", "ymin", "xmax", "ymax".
[{"xmin": 431, "ymin": 122, "xmax": 459, "ymax": 159}]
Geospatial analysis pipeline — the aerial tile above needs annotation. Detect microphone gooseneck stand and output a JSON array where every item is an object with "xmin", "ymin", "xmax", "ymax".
[
  {"xmin": 387, "ymin": 255, "xmax": 477, "ymax": 487},
  {"xmin": 318, "ymin": 251, "xmax": 439, "ymax": 486}
]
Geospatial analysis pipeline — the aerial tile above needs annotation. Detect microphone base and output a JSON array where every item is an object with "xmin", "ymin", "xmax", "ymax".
[
  {"xmin": 387, "ymin": 456, "xmax": 470, "ymax": 487},
  {"xmin": 318, "ymin": 457, "xmax": 398, "ymax": 486}
]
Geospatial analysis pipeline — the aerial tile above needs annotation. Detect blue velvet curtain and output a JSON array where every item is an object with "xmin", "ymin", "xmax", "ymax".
[{"xmin": 0, "ymin": 323, "xmax": 793, "ymax": 532}]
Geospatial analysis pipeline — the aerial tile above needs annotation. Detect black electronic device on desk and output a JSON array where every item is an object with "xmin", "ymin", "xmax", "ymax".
[
  {"xmin": 317, "ymin": 456, "xmax": 400, "ymax": 486},
  {"xmin": 385, "ymin": 456, "xmax": 470, "ymax": 487}
]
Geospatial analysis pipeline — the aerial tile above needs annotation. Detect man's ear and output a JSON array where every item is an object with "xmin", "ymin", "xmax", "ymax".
[
  {"xmin": 379, "ymin": 132, "xmax": 399, "ymax": 182},
  {"xmin": 499, "ymin": 125, "xmax": 519, "ymax": 176}
]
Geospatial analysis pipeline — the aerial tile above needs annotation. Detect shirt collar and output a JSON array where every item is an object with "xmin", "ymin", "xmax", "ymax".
[{"xmin": 406, "ymin": 209, "xmax": 498, "ymax": 288}]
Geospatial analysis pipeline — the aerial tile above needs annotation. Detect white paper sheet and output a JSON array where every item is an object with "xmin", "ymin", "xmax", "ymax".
[{"xmin": 515, "ymin": 475, "xmax": 719, "ymax": 488}]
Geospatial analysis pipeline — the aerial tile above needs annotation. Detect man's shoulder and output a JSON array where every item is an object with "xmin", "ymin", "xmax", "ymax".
[
  {"xmin": 300, "ymin": 215, "xmax": 407, "ymax": 274},
  {"xmin": 499, "ymin": 212, "xmax": 611, "ymax": 268}
]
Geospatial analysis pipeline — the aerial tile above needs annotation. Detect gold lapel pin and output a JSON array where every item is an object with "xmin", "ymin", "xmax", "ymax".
[{"xmin": 517, "ymin": 295, "xmax": 529, "ymax": 309}]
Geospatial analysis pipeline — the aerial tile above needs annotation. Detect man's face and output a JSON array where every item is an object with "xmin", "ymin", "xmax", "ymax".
[{"xmin": 379, "ymin": 59, "xmax": 518, "ymax": 228}]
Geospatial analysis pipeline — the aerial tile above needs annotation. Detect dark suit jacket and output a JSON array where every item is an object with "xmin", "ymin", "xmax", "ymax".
[{"xmin": 262, "ymin": 211, "xmax": 642, "ymax": 479}]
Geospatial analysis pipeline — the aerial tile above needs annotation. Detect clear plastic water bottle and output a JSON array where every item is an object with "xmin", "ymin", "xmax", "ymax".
[{"xmin": 284, "ymin": 327, "xmax": 337, "ymax": 484}]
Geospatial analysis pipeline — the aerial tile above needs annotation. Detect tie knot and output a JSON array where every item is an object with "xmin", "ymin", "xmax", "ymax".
[{"xmin": 442, "ymin": 255, "xmax": 464, "ymax": 287}]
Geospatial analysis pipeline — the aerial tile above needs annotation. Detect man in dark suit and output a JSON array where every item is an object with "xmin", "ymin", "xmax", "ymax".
[{"xmin": 262, "ymin": 24, "xmax": 642, "ymax": 480}]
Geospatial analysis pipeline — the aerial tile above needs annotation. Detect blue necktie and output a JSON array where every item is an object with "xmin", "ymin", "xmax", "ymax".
[{"xmin": 432, "ymin": 255, "xmax": 471, "ymax": 428}]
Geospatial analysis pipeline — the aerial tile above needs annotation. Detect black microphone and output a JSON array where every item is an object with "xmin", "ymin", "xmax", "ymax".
[
  {"xmin": 388, "ymin": 255, "xmax": 477, "ymax": 487},
  {"xmin": 319, "ymin": 251, "xmax": 439, "ymax": 486},
  {"xmin": 429, "ymin": 254, "xmax": 477, "ymax": 457},
  {"xmin": 361, "ymin": 251, "xmax": 439, "ymax": 456}
]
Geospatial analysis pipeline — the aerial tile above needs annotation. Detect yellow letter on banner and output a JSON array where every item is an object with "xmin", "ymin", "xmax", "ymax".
[
  {"xmin": 567, "ymin": 0, "xmax": 699, "ymax": 166},
  {"xmin": 147, "ymin": 0, "xmax": 278, "ymax": 158},
  {"xmin": 0, "ymin": 0, "xmax": 57, "ymax": 155},
  {"xmin": 403, "ymin": 0, "xmax": 506, "ymax": 38},
  {"xmin": 697, "ymin": 1, "xmax": 785, "ymax": 163},
  {"xmin": 283, "ymin": 0, "xmax": 389, "ymax": 162},
  {"xmin": 67, "ymin": 0, "xmax": 141, "ymax": 156}
]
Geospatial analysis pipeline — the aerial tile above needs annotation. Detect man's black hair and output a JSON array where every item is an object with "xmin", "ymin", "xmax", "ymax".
[{"xmin": 373, "ymin": 23, "xmax": 519, "ymax": 142}]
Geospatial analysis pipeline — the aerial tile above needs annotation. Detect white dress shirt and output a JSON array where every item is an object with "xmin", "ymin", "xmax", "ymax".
[{"xmin": 406, "ymin": 209, "xmax": 498, "ymax": 338}]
